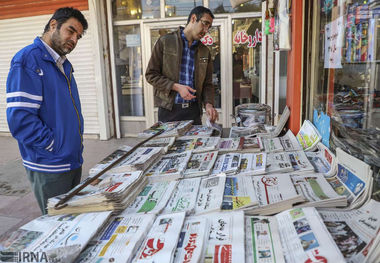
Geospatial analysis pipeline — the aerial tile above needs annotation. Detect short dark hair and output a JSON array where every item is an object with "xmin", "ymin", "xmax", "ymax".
[
  {"xmin": 43, "ymin": 7, "xmax": 88, "ymax": 34},
  {"xmin": 187, "ymin": 6, "xmax": 214, "ymax": 24}
]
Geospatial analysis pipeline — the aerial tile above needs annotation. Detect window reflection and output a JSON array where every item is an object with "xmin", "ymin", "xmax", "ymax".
[
  {"xmin": 164, "ymin": 0, "xmax": 202, "ymax": 17},
  {"xmin": 210, "ymin": 0, "xmax": 261, "ymax": 14},
  {"xmin": 114, "ymin": 25, "xmax": 145, "ymax": 116},
  {"xmin": 232, "ymin": 18, "xmax": 262, "ymax": 109},
  {"xmin": 112, "ymin": 0, "xmax": 160, "ymax": 20}
]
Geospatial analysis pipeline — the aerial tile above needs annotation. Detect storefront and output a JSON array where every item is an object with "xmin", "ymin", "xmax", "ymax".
[{"xmin": 106, "ymin": 0, "xmax": 285, "ymax": 137}]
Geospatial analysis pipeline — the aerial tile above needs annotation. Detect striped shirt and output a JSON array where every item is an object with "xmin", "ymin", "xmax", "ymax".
[
  {"xmin": 40, "ymin": 37, "xmax": 66, "ymax": 74},
  {"xmin": 175, "ymin": 29, "xmax": 198, "ymax": 104}
]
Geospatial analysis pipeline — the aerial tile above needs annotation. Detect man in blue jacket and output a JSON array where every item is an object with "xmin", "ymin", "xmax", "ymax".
[{"xmin": 6, "ymin": 7, "xmax": 88, "ymax": 214}]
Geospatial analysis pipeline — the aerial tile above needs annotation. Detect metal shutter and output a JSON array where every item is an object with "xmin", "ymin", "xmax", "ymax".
[{"xmin": 0, "ymin": 11, "xmax": 100, "ymax": 134}]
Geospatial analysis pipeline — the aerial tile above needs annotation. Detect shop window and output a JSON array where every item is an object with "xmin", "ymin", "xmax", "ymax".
[
  {"xmin": 164, "ymin": 0, "xmax": 202, "ymax": 17},
  {"xmin": 312, "ymin": 1, "xmax": 379, "ymax": 166},
  {"xmin": 112, "ymin": 0, "xmax": 160, "ymax": 20},
  {"xmin": 232, "ymin": 18, "xmax": 262, "ymax": 110},
  {"xmin": 210, "ymin": 0, "xmax": 261, "ymax": 14},
  {"xmin": 114, "ymin": 25, "xmax": 145, "ymax": 116}
]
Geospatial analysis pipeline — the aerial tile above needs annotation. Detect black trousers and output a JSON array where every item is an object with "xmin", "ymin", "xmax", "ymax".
[{"xmin": 158, "ymin": 102, "xmax": 202, "ymax": 125}]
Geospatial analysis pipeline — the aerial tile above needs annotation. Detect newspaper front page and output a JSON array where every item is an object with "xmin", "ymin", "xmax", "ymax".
[
  {"xmin": 211, "ymin": 153, "xmax": 241, "ymax": 175},
  {"xmin": 262, "ymin": 137, "xmax": 284, "ymax": 153},
  {"xmin": 184, "ymin": 151, "xmax": 218, "ymax": 178},
  {"xmin": 202, "ymin": 211, "xmax": 245, "ymax": 263},
  {"xmin": 142, "ymin": 137, "xmax": 176, "ymax": 153},
  {"xmin": 245, "ymin": 216, "xmax": 285, "ymax": 263},
  {"xmin": 305, "ymin": 142, "xmax": 336, "ymax": 176},
  {"xmin": 137, "ymin": 120, "xmax": 193, "ymax": 138},
  {"xmin": 89, "ymin": 146, "xmax": 132, "ymax": 176},
  {"xmin": 173, "ymin": 216, "xmax": 209, "ymax": 263},
  {"xmin": 132, "ymin": 212, "xmax": 186, "ymax": 263},
  {"xmin": 75, "ymin": 213, "xmax": 155, "ymax": 263},
  {"xmin": 276, "ymin": 207, "xmax": 345, "ymax": 263},
  {"xmin": 266, "ymin": 152, "xmax": 294, "ymax": 174},
  {"xmin": 296, "ymin": 120, "xmax": 322, "ymax": 151},
  {"xmin": 238, "ymin": 153, "xmax": 267, "ymax": 176},
  {"xmin": 287, "ymin": 151, "xmax": 315, "ymax": 173},
  {"xmin": 222, "ymin": 176, "xmax": 258, "ymax": 211},
  {"xmin": 125, "ymin": 181, "xmax": 177, "ymax": 214},
  {"xmin": 318, "ymin": 199, "xmax": 380, "ymax": 263},
  {"xmin": 280, "ymin": 130, "xmax": 303, "ymax": 151},
  {"xmin": 163, "ymin": 177, "xmax": 201, "ymax": 215},
  {"xmin": 183, "ymin": 125, "xmax": 214, "ymax": 137},
  {"xmin": 194, "ymin": 174, "xmax": 226, "ymax": 215},
  {"xmin": 218, "ymin": 138, "xmax": 244, "ymax": 152}
]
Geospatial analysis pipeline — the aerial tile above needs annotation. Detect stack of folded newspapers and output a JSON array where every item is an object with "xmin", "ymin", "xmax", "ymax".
[
  {"xmin": 88, "ymin": 145, "xmax": 132, "ymax": 176},
  {"xmin": 183, "ymin": 151, "xmax": 218, "ymax": 178},
  {"xmin": 108, "ymin": 147, "xmax": 163, "ymax": 174},
  {"xmin": 211, "ymin": 153, "xmax": 241, "ymax": 175},
  {"xmin": 238, "ymin": 152, "xmax": 267, "ymax": 175},
  {"xmin": 194, "ymin": 174, "xmax": 226, "ymax": 215},
  {"xmin": 47, "ymin": 170, "xmax": 147, "ymax": 215},
  {"xmin": 305, "ymin": 142, "xmax": 337, "ymax": 176},
  {"xmin": 218, "ymin": 137, "xmax": 244, "ymax": 152},
  {"xmin": 167, "ymin": 136, "xmax": 220, "ymax": 154},
  {"xmin": 266, "ymin": 152, "xmax": 294, "ymax": 174},
  {"xmin": 286, "ymin": 150, "xmax": 315, "ymax": 173},
  {"xmin": 141, "ymin": 136, "xmax": 175, "ymax": 153},
  {"xmin": 240, "ymin": 136, "xmax": 264, "ymax": 152},
  {"xmin": 144, "ymin": 151, "xmax": 192, "ymax": 182},
  {"xmin": 137, "ymin": 120, "xmax": 193, "ymax": 138},
  {"xmin": 183, "ymin": 125, "xmax": 215, "ymax": 137},
  {"xmin": 245, "ymin": 174, "xmax": 305, "ymax": 215}
]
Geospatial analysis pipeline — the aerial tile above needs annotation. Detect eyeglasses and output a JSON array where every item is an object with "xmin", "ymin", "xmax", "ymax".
[{"xmin": 199, "ymin": 19, "xmax": 212, "ymax": 30}]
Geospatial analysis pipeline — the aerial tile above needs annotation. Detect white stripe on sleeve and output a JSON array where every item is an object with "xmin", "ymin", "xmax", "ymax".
[
  {"xmin": 6, "ymin": 92, "xmax": 43, "ymax": 101},
  {"xmin": 6, "ymin": 102, "xmax": 41, "ymax": 109}
]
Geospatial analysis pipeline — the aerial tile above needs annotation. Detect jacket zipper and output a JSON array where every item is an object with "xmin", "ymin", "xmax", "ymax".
[{"xmin": 63, "ymin": 67, "xmax": 83, "ymax": 162}]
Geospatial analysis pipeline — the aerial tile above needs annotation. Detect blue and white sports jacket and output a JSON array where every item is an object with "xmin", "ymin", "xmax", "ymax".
[{"xmin": 6, "ymin": 37, "xmax": 84, "ymax": 173}]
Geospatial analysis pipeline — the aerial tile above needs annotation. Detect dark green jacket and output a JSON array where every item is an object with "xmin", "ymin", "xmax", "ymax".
[{"xmin": 145, "ymin": 27, "xmax": 214, "ymax": 113}]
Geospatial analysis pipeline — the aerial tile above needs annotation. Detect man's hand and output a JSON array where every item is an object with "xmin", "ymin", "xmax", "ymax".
[
  {"xmin": 205, "ymin": 103, "xmax": 218, "ymax": 123},
  {"xmin": 172, "ymin": 83, "xmax": 196, "ymax": 101}
]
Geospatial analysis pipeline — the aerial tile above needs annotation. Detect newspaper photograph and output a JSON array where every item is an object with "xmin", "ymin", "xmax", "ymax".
[
  {"xmin": 173, "ymin": 216, "xmax": 209, "ymax": 263},
  {"xmin": 125, "ymin": 181, "xmax": 177, "ymax": 214},
  {"xmin": 222, "ymin": 176, "xmax": 258, "ymax": 211},
  {"xmin": 183, "ymin": 125, "xmax": 214, "ymax": 137},
  {"xmin": 142, "ymin": 137, "xmax": 176, "ymax": 153},
  {"xmin": 163, "ymin": 177, "xmax": 201, "ymax": 215},
  {"xmin": 287, "ymin": 150, "xmax": 315, "ymax": 173},
  {"xmin": 145, "ymin": 151, "xmax": 192, "ymax": 182},
  {"xmin": 241, "ymin": 136, "xmax": 263, "ymax": 152},
  {"xmin": 137, "ymin": 120, "xmax": 193, "ymax": 138},
  {"xmin": 218, "ymin": 137, "xmax": 244, "ymax": 152},
  {"xmin": 245, "ymin": 216, "xmax": 285, "ymax": 263},
  {"xmin": 291, "ymin": 173, "xmax": 347, "ymax": 207},
  {"xmin": 184, "ymin": 151, "xmax": 218, "ymax": 178},
  {"xmin": 238, "ymin": 153, "xmax": 267, "ymax": 176},
  {"xmin": 202, "ymin": 211, "xmax": 245, "ymax": 263},
  {"xmin": 75, "ymin": 213, "xmax": 155, "ymax": 263},
  {"xmin": 194, "ymin": 174, "xmax": 226, "ymax": 215},
  {"xmin": 0, "ymin": 211, "xmax": 112, "ymax": 263},
  {"xmin": 266, "ymin": 152, "xmax": 294, "ymax": 174},
  {"xmin": 305, "ymin": 142, "xmax": 336, "ymax": 177},
  {"xmin": 211, "ymin": 153, "xmax": 241, "ymax": 175},
  {"xmin": 318, "ymin": 199, "xmax": 380, "ymax": 263},
  {"xmin": 132, "ymin": 212, "xmax": 186, "ymax": 263},
  {"xmin": 109, "ymin": 147, "xmax": 163, "ymax": 173},
  {"xmin": 89, "ymin": 146, "xmax": 132, "ymax": 176},
  {"xmin": 296, "ymin": 120, "xmax": 322, "ymax": 151},
  {"xmin": 276, "ymin": 207, "xmax": 345, "ymax": 263}
]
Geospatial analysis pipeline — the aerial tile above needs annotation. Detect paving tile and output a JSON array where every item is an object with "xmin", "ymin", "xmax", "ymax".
[
  {"xmin": 0, "ymin": 192, "xmax": 41, "ymax": 219},
  {"xmin": 0, "ymin": 216, "xmax": 22, "ymax": 237},
  {"xmin": 0, "ymin": 195, "xmax": 19, "ymax": 210}
]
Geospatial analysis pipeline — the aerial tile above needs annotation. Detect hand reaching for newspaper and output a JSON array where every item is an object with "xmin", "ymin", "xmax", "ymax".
[{"xmin": 205, "ymin": 103, "xmax": 218, "ymax": 123}]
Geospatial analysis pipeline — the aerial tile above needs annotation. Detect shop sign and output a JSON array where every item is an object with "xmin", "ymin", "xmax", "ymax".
[
  {"xmin": 201, "ymin": 34, "xmax": 214, "ymax": 46},
  {"xmin": 126, "ymin": 34, "xmax": 141, "ymax": 47},
  {"xmin": 324, "ymin": 16, "xmax": 343, "ymax": 68},
  {"xmin": 233, "ymin": 29, "xmax": 262, "ymax": 48}
]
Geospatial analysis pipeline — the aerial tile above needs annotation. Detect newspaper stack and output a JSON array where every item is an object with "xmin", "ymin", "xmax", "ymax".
[
  {"xmin": 142, "ymin": 136, "xmax": 175, "ymax": 153},
  {"xmin": 305, "ymin": 142, "xmax": 337, "ymax": 177},
  {"xmin": 183, "ymin": 125, "xmax": 215, "ymax": 137},
  {"xmin": 108, "ymin": 147, "xmax": 163, "ymax": 174},
  {"xmin": 326, "ymin": 148, "xmax": 373, "ymax": 209},
  {"xmin": 0, "ymin": 212, "xmax": 111, "ymax": 263},
  {"xmin": 183, "ymin": 151, "xmax": 218, "ymax": 178},
  {"xmin": 296, "ymin": 120, "xmax": 322, "ymax": 151},
  {"xmin": 167, "ymin": 137, "xmax": 220, "ymax": 154},
  {"xmin": 222, "ymin": 176, "xmax": 259, "ymax": 211},
  {"xmin": 76, "ymin": 213, "xmax": 155, "ymax": 263},
  {"xmin": 173, "ymin": 216, "xmax": 209, "ymax": 263},
  {"xmin": 238, "ymin": 153, "xmax": 267, "ymax": 175},
  {"xmin": 240, "ymin": 136, "xmax": 264, "ymax": 152},
  {"xmin": 266, "ymin": 152, "xmax": 294, "ymax": 174},
  {"xmin": 262, "ymin": 137, "xmax": 284, "ymax": 152},
  {"xmin": 47, "ymin": 171, "xmax": 147, "ymax": 215},
  {"xmin": 287, "ymin": 150, "xmax": 315, "ymax": 173},
  {"xmin": 291, "ymin": 173, "xmax": 347, "ymax": 208},
  {"xmin": 137, "ymin": 120, "xmax": 193, "ymax": 138},
  {"xmin": 211, "ymin": 153, "xmax": 241, "ymax": 175},
  {"xmin": 217, "ymin": 137, "xmax": 244, "ymax": 152},
  {"xmin": 194, "ymin": 174, "xmax": 226, "ymax": 215},
  {"xmin": 245, "ymin": 174, "xmax": 305, "ymax": 215},
  {"xmin": 229, "ymin": 125, "xmax": 268, "ymax": 138},
  {"xmin": 202, "ymin": 211, "xmax": 245, "ymax": 262},
  {"xmin": 276, "ymin": 207, "xmax": 346, "ymax": 263},
  {"xmin": 125, "ymin": 181, "xmax": 177, "ymax": 214},
  {"xmin": 145, "ymin": 151, "xmax": 192, "ymax": 182},
  {"xmin": 132, "ymin": 212, "xmax": 186, "ymax": 263},
  {"xmin": 319, "ymin": 199, "xmax": 380, "ymax": 263},
  {"xmin": 279, "ymin": 130, "xmax": 303, "ymax": 151},
  {"xmin": 163, "ymin": 177, "xmax": 201, "ymax": 215},
  {"xmin": 88, "ymin": 145, "xmax": 132, "ymax": 176},
  {"xmin": 245, "ymin": 215, "xmax": 285, "ymax": 263}
]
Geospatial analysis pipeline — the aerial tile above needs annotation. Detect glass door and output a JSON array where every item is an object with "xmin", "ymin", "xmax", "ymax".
[{"xmin": 142, "ymin": 19, "xmax": 228, "ymax": 127}]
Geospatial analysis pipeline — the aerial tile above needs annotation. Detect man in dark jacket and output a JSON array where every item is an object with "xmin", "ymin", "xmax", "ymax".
[
  {"xmin": 145, "ymin": 6, "xmax": 218, "ymax": 125},
  {"xmin": 6, "ymin": 7, "xmax": 87, "ymax": 214}
]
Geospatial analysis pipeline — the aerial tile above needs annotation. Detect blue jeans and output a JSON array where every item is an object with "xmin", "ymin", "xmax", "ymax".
[{"xmin": 26, "ymin": 167, "xmax": 82, "ymax": 214}]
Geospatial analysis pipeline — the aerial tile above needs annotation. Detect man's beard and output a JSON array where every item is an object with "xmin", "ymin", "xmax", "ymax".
[{"xmin": 51, "ymin": 30, "xmax": 71, "ymax": 56}]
